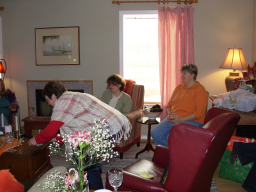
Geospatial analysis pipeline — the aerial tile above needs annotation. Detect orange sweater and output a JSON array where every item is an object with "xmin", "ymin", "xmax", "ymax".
[{"xmin": 167, "ymin": 81, "xmax": 208, "ymax": 124}]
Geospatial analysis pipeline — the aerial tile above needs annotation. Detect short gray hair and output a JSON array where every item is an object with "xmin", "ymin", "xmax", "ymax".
[{"xmin": 180, "ymin": 64, "xmax": 198, "ymax": 80}]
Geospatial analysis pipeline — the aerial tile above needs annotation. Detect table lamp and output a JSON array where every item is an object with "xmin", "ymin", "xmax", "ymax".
[
  {"xmin": 0, "ymin": 59, "xmax": 7, "ymax": 80},
  {"xmin": 219, "ymin": 48, "xmax": 247, "ymax": 92}
]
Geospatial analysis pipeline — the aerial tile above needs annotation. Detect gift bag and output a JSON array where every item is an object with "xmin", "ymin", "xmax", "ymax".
[{"xmin": 218, "ymin": 136, "xmax": 255, "ymax": 184}]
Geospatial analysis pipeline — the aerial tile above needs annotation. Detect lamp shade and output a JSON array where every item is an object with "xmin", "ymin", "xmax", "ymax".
[
  {"xmin": 219, "ymin": 48, "xmax": 247, "ymax": 70},
  {"xmin": 0, "ymin": 59, "xmax": 7, "ymax": 80}
]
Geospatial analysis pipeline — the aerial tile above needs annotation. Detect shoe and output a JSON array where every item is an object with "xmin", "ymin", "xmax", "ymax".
[{"xmin": 231, "ymin": 147, "xmax": 238, "ymax": 164}]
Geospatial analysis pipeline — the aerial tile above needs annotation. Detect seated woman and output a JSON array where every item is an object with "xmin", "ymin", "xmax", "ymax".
[
  {"xmin": 151, "ymin": 64, "xmax": 208, "ymax": 147},
  {"xmin": 0, "ymin": 79, "xmax": 19, "ymax": 132},
  {"xmin": 101, "ymin": 74, "xmax": 132, "ymax": 115}
]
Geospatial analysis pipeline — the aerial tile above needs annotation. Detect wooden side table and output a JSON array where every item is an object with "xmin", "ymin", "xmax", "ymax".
[
  {"xmin": 21, "ymin": 116, "xmax": 51, "ymax": 137},
  {"xmin": 0, "ymin": 139, "xmax": 52, "ymax": 182},
  {"xmin": 135, "ymin": 117, "xmax": 159, "ymax": 158}
]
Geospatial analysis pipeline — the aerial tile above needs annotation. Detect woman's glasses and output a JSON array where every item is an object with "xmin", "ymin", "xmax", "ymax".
[{"xmin": 108, "ymin": 83, "xmax": 117, "ymax": 86}]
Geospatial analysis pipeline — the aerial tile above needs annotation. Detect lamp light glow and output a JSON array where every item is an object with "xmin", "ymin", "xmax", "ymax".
[
  {"xmin": 0, "ymin": 59, "xmax": 7, "ymax": 80},
  {"xmin": 219, "ymin": 48, "xmax": 247, "ymax": 92}
]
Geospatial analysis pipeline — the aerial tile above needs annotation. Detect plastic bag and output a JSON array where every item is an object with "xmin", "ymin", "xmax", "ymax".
[{"xmin": 222, "ymin": 89, "xmax": 256, "ymax": 112}]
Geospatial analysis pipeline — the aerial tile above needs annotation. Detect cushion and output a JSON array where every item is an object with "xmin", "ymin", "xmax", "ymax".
[{"xmin": 0, "ymin": 170, "xmax": 24, "ymax": 192}]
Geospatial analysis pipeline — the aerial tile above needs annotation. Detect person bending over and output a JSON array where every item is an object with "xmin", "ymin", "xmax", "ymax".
[
  {"xmin": 151, "ymin": 64, "xmax": 208, "ymax": 147},
  {"xmin": 28, "ymin": 80, "xmax": 131, "ymax": 190},
  {"xmin": 101, "ymin": 74, "xmax": 131, "ymax": 115}
]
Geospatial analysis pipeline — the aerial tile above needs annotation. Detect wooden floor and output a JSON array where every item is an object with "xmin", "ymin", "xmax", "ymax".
[{"xmin": 213, "ymin": 164, "xmax": 247, "ymax": 192}]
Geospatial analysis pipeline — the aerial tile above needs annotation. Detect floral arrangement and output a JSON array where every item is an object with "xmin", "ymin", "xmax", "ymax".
[{"xmin": 40, "ymin": 119, "xmax": 119, "ymax": 192}]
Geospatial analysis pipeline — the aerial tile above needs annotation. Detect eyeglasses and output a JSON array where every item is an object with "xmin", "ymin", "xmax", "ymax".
[{"xmin": 107, "ymin": 83, "xmax": 117, "ymax": 86}]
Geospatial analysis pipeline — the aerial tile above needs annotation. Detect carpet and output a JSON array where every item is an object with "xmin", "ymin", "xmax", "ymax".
[{"xmin": 50, "ymin": 141, "xmax": 219, "ymax": 192}]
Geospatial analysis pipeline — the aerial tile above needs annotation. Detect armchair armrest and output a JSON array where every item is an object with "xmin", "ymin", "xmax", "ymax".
[
  {"xmin": 152, "ymin": 145, "xmax": 169, "ymax": 166},
  {"xmin": 120, "ymin": 171, "xmax": 168, "ymax": 192},
  {"xmin": 125, "ymin": 109, "xmax": 143, "ymax": 121}
]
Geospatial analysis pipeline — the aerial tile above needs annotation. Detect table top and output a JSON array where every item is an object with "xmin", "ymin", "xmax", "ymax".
[
  {"xmin": 136, "ymin": 117, "xmax": 160, "ymax": 125},
  {"xmin": 1, "ymin": 139, "xmax": 50, "ymax": 158}
]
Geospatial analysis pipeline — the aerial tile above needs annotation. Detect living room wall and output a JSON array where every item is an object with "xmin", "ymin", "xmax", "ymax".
[{"xmin": 0, "ymin": 0, "xmax": 254, "ymax": 130}]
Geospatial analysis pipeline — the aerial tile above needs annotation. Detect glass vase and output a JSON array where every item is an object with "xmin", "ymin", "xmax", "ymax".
[{"xmin": 74, "ymin": 170, "xmax": 89, "ymax": 192}]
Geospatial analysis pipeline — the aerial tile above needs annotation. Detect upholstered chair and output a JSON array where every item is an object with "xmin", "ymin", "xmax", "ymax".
[
  {"xmin": 114, "ymin": 79, "xmax": 144, "ymax": 159},
  {"xmin": 106, "ymin": 108, "xmax": 240, "ymax": 191}
]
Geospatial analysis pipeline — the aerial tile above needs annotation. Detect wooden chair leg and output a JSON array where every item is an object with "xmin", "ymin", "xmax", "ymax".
[
  {"xmin": 119, "ymin": 152, "xmax": 123, "ymax": 159},
  {"xmin": 137, "ymin": 141, "xmax": 140, "ymax": 147}
]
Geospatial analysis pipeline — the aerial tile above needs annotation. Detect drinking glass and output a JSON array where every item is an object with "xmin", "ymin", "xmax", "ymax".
[
  {"xmin": 229, "ymin": 95, "xmax": 237, "ymax": 110},
  {"xmin": 108, "ymin": 168, "xmax": 123, "ymax": 192},
  {"xmin": 5, "ymin": 132, "xmax": 16, "ymax": 152},
  {"xmin": 29, "ymin": 107, "xmax": 35, "ymax": 118}
]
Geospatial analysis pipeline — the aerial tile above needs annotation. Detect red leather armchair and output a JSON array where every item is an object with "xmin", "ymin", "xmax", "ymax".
[{"xmin": 106, "ymin": 108, "xmax": 240, "ymax": 192}]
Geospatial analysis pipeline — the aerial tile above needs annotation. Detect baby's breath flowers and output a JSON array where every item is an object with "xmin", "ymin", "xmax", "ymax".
[{"xmin": 46, "ymin": 119, "xmax": 119, "ymax": 191}]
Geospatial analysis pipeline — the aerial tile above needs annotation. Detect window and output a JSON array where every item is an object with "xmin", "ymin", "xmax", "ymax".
[{"xmin": 119, "ymin": 11, "xmax": 160, "ymax": 104}]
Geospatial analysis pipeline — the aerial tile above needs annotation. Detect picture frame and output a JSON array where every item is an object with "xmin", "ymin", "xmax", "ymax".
[{"xmin": 35, "ymin": 26, "xmax": 80, "ymax": 65}]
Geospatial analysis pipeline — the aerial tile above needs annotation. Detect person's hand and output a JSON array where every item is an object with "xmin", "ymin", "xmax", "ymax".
[
  {"xmin": 9, "ymin": 106, "xmax": 17, "ymax": 111},
  {"xmin": 50, "ymin": 138, "xmax": 56, "ymax": 142},
  {"xmin": 28, "ymin": 137, "xmax": 37, "ymax": 146},
  {"xmin": 167, "ymin": 113, "xmax": 180, "ymax": 124}
]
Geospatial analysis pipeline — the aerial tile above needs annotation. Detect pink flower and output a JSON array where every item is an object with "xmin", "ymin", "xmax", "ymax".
[
  {"xmin": 68, "ymin": 131, "xmax": 91, "ymax": 147},
  {"xmin": 64, "ymin": 168, "xmax": 79, "ymax": 189}
]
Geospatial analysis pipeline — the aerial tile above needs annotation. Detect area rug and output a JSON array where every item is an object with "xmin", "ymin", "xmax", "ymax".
[{"xmin": 50, "ymin": 141, "xmax": 219, "ymax": 192}]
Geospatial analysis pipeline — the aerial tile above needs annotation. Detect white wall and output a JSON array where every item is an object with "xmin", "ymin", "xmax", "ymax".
[{"xmin": 0, "ymin": 0, "xmax": 254, "ymax": 135}]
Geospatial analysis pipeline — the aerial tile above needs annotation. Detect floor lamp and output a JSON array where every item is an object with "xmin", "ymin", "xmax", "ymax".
[{"xmin": 219, "ymin": 48, "xmax": 247, "ymax": 92}]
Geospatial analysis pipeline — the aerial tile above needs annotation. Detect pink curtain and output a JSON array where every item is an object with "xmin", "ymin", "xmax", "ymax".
[{"xmin": 158, "ymin": 6, "xmax": 195, "ymax": 120}]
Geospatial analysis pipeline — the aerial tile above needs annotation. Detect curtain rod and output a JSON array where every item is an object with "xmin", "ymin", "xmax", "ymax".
[{"xmin": 112, "ymin": 0, "xmax": 198, "ymax": 5}]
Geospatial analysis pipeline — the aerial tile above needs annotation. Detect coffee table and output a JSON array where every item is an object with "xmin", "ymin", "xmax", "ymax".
[
  {"xmin": 0, "ymin": 139, "xmax": 52, "ymax": 182},
  {"xmin": 135, "ymin": 117, "xmax": 159, "ymax": 158}
]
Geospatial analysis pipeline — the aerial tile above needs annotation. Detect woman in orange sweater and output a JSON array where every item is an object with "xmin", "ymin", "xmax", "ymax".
[{"xmin": 151, "ymin": 64, "xmax": 208, "ymax": 146}]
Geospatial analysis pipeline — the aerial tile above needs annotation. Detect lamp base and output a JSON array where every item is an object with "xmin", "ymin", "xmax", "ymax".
[{"xmin": 225, "ymin": 72, "xmax": 241, "ymax": 92}]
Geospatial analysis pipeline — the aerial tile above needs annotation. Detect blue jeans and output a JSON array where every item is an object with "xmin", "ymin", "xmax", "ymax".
[{"xmin": 151, "ymin": 118, "xmax": 203, "ymax": 147}]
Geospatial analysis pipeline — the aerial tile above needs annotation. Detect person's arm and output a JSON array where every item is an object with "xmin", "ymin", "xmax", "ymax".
[
  {"xmin": 166, "ymin": 106, "xmax": 172, "ymax": 117},
  {"xmin": 101, "ymin": 90, "xmax": 109, "ymax": 104},
  {"xmin": 28, "ymin": 121, "xmax": 64, "ymax": 146},
  {"xmin": 121, "ymin": 95, "xmax": 132, "ymax": 115},
  {"xmin": 193, "ymin": 89, "xmax": 208, "ymax": 120},
  {"xmin": 6, "ymin": 89, "xmax": 19, "ymax": 113}
]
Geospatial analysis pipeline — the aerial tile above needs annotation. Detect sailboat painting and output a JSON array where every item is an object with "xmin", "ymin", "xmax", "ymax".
[{"xmin": 43, "ymin": 35, "xmax": 72, "ymax": 56}]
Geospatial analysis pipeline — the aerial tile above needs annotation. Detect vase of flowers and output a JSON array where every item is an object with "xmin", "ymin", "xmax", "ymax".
[{"xmin": 40, "ymin": 120, "xmax": 118, "ymax": 192}]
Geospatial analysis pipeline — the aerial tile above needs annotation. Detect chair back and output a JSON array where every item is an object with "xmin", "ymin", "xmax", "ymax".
[
  {"xmin": 125, "ymin": 84, "xmax": 144, "ymax": 111},
  {"xmin": 165, "ymin": 108, "xmax": 240, "ymax": 192}
]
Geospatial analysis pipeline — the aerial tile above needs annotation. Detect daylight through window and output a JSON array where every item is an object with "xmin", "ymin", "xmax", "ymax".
[{"xmin": 120, "ymin": 11, "xmax": 160, "ymax": 104}]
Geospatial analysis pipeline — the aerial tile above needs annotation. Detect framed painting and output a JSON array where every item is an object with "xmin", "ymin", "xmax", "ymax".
[{"xmin": 35, "ymin": 26, "xmax": 80, "ymax": 65}]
